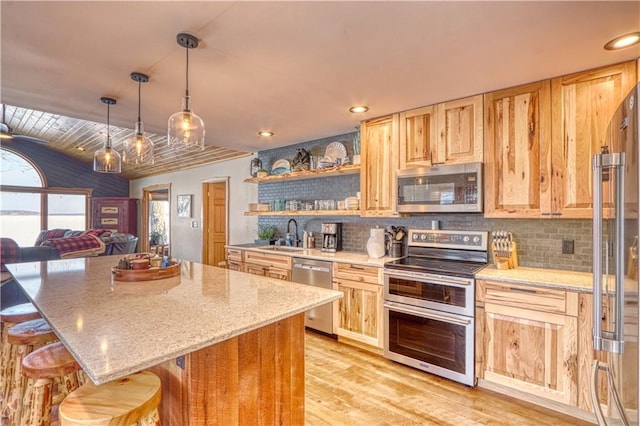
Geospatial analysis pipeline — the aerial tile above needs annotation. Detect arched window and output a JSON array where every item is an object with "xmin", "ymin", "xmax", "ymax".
[{"xmin": 0, "ymin": 147, "xmax": 91, "ymax": 246}]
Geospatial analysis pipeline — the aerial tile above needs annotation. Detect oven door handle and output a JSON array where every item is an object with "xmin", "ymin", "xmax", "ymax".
[
  {"xmin": 384, "ymin": 301, "xmax": 472, "ymax": 326},
  {"xmin": 383, "ymin": 270, "xmax": 472, "ymax": 287}
]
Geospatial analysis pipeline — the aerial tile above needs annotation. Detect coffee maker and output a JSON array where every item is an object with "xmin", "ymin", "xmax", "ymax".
[{"xmin": 321, "ymin": 223, "xmax": 343, "ymax": 252}]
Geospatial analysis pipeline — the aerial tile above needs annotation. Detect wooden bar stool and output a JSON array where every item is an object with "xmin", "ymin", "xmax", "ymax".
[
  {"xmin": 20, "ymin": 341, "xmax": 83, "ymax": 426},
  {"xmin": 59, "ymin": 371, "xmax": 161, "ymax": 426},
  {"xmin": 0, "ymin": 304, "xmax": 43, "ymax": 420},
  {"xmin": 4, "ymin": 318, "xmax": 57, "ymax": 424}
]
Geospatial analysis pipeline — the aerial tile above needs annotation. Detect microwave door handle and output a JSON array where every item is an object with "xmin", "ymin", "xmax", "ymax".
[{"xmin": 592, "ymin": 153, "xmax": 604, "ymax": 351}]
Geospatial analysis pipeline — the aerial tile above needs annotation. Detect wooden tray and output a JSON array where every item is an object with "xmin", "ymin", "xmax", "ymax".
[{"xmin": 111, "ymin": 261, "xmax": 181, "ymax": 282}]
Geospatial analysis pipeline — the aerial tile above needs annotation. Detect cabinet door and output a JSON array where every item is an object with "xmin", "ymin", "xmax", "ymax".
[
  {"xmin": 484, "ymin": 81, "xmax": 551, "ymax": 217},
  {"xmin": 483, "ymin": 302, "xmax": 577, "ymax": 405},
  {"xmin": 265, "ymin": 267, "xmax": 290, "ymax": 281},
  {"xmin": 436, "ymin": 95, "xmax": 483, "ymax": 165},
  {"xmin": 360, "ymin": 115, "xmax": 400, "ymax": 217},
  {"xmin": 551, "ymin": 61, "xmax": 637, "ymax": 218},
  {"xmin": 245, "ymin": 264, "xmax": 267, "ymax": 276},
  {"xmin": 336, "ymin": 280, "xmax": 383, "ymax": 348},
  {"xmin": 227, "ymin": 261, "xmax": 244, "ymax": 272},
  {"xmin": 399, "ymin": 106, "xmax": 437, "ymax": 168}
]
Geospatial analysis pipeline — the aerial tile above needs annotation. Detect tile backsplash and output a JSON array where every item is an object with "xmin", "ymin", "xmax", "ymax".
[{"xmin": 256, "ymin": 134, "xmax": 594, "ymax": 273}]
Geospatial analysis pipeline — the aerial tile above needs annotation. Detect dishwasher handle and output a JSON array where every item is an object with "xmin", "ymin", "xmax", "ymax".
[{"xmin": 293, "ymin": 263, "xmax": 331, "ymax": 273}]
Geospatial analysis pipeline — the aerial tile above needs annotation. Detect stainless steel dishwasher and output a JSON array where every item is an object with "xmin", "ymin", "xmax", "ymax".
[{"xmin": 291, "ymin": 258, "xmax": 333, "ymax": 334}]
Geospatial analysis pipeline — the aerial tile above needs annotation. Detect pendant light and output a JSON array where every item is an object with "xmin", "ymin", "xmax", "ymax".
[
  {"xmin": 123, "ymin": 72, "xmax": 154, "ymax": 165},
  {"xmin": 93, "ymin": 97, "xmax": 121, "ymax": 173},
  {"xmin": 168, "ymin": 32, "xmax": 205, "ymax": 151}
]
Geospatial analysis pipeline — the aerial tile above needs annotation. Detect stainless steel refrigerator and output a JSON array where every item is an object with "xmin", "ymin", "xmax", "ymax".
[{"xmin": 592, "ymin": 82, "xmax": 640, "ymax": 425}]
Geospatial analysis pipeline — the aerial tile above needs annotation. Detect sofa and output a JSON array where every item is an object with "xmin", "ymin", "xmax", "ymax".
[{"xmin": 1, "ymin": 230, "xmax": 138, "ymax": 308}]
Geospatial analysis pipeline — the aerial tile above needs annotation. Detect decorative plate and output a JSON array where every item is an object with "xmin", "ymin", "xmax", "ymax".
[
  {"xmin": 271, "ymin": 167, "xmax": 290, "ymax": 175},
  {"xmin": 272, "ymin": 159, "xmax": 291, "ymax": 171},
  {"xmin": 324, "ymin": 142, "xmax": 347, "ymax": 161}
]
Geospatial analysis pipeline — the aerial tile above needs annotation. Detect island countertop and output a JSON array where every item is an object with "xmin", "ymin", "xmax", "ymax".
[{"xmin": 6, "ymin": 256, "xmax": 342, "ymax": 385}]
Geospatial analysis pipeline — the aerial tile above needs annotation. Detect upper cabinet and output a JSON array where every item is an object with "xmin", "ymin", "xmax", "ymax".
[
  {"xmin": 484, "ymin": 81, "xmax": 552, "ymax": 218},
  {"xmin": 484, "ymin": 60, "xmax": 637, "ymax": 218},
  {"xmin": 399, "ymin": 95, "xmax": 483, "ymax": 169},
  {"xmin": 550, "ymin": 61, "xmax": 637, "ymax": 218},
  {"xmin": 360, "ymin": 114, "xmax": 400, "ymax": 217}
]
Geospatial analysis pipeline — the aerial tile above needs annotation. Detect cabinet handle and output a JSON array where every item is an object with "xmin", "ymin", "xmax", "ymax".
[
  {"xmin": 508, "ymin": 287, "xmax": 537, "ymax": 294},
  {"xmin": 349, "ymin": 265, "xmax": 365, "ymax": 270}
]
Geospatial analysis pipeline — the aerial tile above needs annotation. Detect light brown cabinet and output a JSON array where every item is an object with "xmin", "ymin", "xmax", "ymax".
[
  {"xmin": 484, "ymin": 61, "xmax": 637, "ymax": 218},
  {"xmin": 360, "ymin": 115, "xmax": 400, "ymax": 217},
  {"xmin": 399, "ymin": 95, "xmax": 483, "ymax": 169},
  {"xmin": 333, "ymin": 262, "xmax": 383, "ymax": 348},
  {"xmin": 242, "ymin": 250, "xmax": 292, "ymax": 281},
  {"xmin": 477, "ymin": 279, "xmax": 579, "ymax": 406},
  {"xmin": 550, "ymin": 61, "xmax": 637, "ymax": 218},
  {"xmin": 225, "ymin": 248, "xmax": 244, "ymax": 272},
  {"xmin": 483, "ymin": 81, "xmax": 552, "ymax": 218}
]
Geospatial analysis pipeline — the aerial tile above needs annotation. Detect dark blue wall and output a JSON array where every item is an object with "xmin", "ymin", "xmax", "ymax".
[{"xmin": 3, "ymin": 140, "xmax": 129, "ymax": 197}]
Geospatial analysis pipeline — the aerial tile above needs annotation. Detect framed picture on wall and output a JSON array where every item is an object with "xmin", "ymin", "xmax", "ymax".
[{"xmin": 177, "ymin": 194, "xmax": 192, "ymax": 218}]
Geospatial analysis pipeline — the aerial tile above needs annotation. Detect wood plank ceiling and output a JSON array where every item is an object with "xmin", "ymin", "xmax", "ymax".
[{"xmin": 3, "ymin": 105, "xmax": 249, "ymax": 180}]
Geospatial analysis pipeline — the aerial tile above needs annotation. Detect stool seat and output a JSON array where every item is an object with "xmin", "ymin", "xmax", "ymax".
[
  {"xmin": 59, "ymin": 371, "xmax": 161, "ymax": 425},
  {"xmin": 7, "ymin": 318, "xmax": 56, "ymax": 346},
  {"xmin": 0, "ymin": 303, "xmax": 41, "ymax": 324},
  {"xmin": 22, "ymin": 342, "xmax": 80, "ymax": 379},
  {"xmin": 20, "ymin": 342, "xmax": 83, "ymax": 426}
]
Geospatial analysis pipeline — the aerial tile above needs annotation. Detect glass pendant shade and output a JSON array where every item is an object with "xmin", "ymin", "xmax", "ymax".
[
  {"xmin": 94, "ymin": 97, "xmax": 121, "ymax": 173},
  {"xmin": 93, "ymin": 137, "xmax": 122, "ymax": 173},
  {"xmin": 169, "ymin": 33, "xmax": 205, "ymax": 152},
  {"xmin": 123, "ymin": 121, "xmax": 154, "ymax": 165},
  {"xmin": 168, "ymin": 96, "xmax": 205, "ymax": 151}
]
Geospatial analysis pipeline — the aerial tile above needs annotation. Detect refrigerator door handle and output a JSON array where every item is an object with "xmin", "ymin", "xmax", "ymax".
[
  {"xmin": 590, "ymin": 360, "xmax": 631, "ymax": 426},
  {"xmin": 592, "ymin": 152, "xmax": 626, "ymax": 354}
]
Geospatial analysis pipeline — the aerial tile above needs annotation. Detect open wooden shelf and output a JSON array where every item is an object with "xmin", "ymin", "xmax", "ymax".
[
  {"xmin": 244, "ymin": 165, "xmax": 360, "ymax": 183},
  {"xmin": 244, "ymin": 210, "xmax": 361, "ymax": 216}
]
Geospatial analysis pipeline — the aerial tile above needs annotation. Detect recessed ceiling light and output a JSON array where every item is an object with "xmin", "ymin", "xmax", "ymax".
[
  {"xmin": 75, "ymin": 146, "xmax": 86, "ymax": 151},
  {"xmin": 258, "ymin": 131, "xmax": 274, "ymax": 137},
  {"xmin": 604, "ymin": 31, "xmax": 640, "ymax": 50},
  {"xmin": 349, "ymin": 105, "xmax": 369, "ymax": 113}
]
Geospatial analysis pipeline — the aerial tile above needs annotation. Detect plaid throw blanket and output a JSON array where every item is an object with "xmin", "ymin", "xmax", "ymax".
[
  {"xmin": 41, "ymin": 234, "xmax": 106, "ymax": 258},
  {"xmin": 0, "ymin": 238, "xmax": 21, "ymax": 272},
  {"xmin": 34, "ymin": 228, "xmax": 70, "ymax": 246}
]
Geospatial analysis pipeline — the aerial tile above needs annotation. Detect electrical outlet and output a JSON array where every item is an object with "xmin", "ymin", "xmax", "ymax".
[{"xmin": 562, "ymin": 239, "xmax": 574, "ymax": 255}]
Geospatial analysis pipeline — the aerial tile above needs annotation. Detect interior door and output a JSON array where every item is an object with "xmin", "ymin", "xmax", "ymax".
[
  {"xmin": 202, "ymin": 180, "xmax": 228, "ymax": 266},
  {"xmin": 141, "ymin": 184, "xmax": 171, "ymax": 254}
]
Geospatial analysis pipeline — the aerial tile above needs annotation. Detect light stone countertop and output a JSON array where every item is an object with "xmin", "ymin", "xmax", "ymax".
[
  {"xmin": 476, "ymin": 266, "xmax": 594, "ymax": 292},
  {"xmin": 6, "ymin": 256, "xmax": 342, "ymax": 385},
  {"xmin": 226, "ymin": 244, "xmax": 396, "ymax": 267}
]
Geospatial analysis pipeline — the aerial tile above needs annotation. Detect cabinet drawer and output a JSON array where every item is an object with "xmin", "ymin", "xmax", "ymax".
[
  {"xmin": 226, "ymin": 248, "xmax": 243, "ymax": 263},
  {"xmin": 333, "ymin": 262, "xmax": 380, "ymax": 285},
  {"xmin": 243, "ymin": 251, "xmax": 292, "ymax": 270},
  {"xmin": 484, "ymin": 280, "xmax": 567, "ymax": 315}
]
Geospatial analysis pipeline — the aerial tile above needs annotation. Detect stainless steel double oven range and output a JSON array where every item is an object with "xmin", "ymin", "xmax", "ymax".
[{"xmin": 383, "ymin": 229, "xmax": 488, "ymax": 386}]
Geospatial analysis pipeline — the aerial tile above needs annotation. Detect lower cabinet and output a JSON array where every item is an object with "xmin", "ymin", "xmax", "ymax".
[
  {"xmin": 225, "ymin": 248, "xmax": 244, "ymax": 272},
  {"xmin": 333, "ymin": 262, "xmax": 383, "ymax": 349},
  {"xmin": 476, "ymin": 280, "xmax": 579, "ymax": 406},
  {"xmin": 243, "ymin": 250, "xmax": 292, "ymax": 281}
]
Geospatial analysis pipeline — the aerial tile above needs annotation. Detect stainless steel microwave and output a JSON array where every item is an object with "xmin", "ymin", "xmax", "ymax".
[{"xmin": 396, "ymin": 162, "xmax": 482, "ymax": 213}]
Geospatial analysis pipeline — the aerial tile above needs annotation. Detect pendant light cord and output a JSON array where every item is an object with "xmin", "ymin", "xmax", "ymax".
[
  {"xmin": 137, "ymin": 80, "xmax": 142, "ymax": 123},
  {"xmin": 106, "ymin": 103, "xmax": 111, "ymax": 149},
  {"xmin": 184, "ymin": 45, "xmax": 190, "ymax": 98}
]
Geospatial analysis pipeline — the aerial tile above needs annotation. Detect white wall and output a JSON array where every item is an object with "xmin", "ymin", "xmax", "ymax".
[{"xmin": 129, "ymin": 156, "xmax": 258, "ymax": 262}]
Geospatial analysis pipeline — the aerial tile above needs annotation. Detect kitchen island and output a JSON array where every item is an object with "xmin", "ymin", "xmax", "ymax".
[{"xmin": 6, "ymin": 256, "xmax": 342, "ymax": 425}]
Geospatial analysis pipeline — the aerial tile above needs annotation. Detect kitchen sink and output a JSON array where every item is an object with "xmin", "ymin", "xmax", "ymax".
[{"xmin": 257, "ymin": 245, "xmax": 306, "ymax": 252}]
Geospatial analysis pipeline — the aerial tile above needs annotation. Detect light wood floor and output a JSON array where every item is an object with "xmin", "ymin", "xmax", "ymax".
[{"xmin": 305, "ymin": 331, "xmax": 591, "ymax": 426}]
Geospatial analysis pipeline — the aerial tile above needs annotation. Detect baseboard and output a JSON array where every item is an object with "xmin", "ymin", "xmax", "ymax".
[{"xmin": 477, "ymin": 379, "xmax": 597, "ymax": 424}]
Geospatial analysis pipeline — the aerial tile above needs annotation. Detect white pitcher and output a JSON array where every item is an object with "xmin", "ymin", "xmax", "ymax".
[{"xmin": 366, "ymin": 228, "xmax": 385, "ymax": 258}]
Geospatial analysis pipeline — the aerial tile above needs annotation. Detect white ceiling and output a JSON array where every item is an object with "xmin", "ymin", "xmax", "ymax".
[{"xmin": 2, "ymin": 1, "xmax": 639, "ymax": 172}]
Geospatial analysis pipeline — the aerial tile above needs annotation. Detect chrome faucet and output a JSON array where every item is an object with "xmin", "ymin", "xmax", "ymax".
[{"xmin": 286, "ymin": 219, "xmax": 299, "ymax": 247}]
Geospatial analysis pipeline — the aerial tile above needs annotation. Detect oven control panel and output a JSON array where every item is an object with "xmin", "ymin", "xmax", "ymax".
[{"xmin": 408, "ymin": 229, "xmax": 488, "ymax": 251}]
